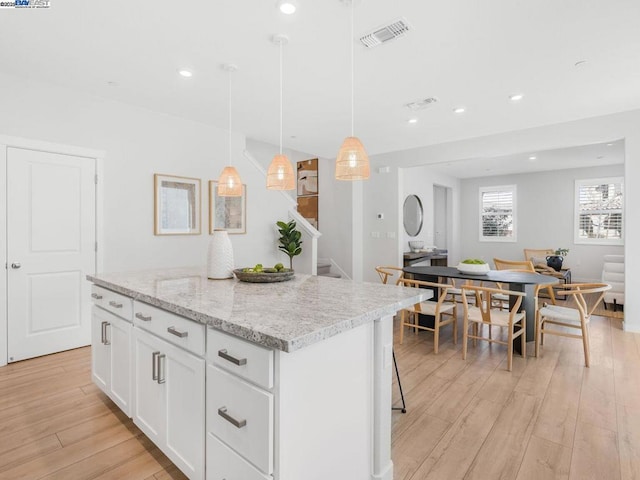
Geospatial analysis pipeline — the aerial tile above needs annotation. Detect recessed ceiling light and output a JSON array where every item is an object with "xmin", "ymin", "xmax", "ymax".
[
  {"xmin": 606, "ymin": 143, "xmax": 614, "ymax": 147},
  {"xmin": 509, "ymin": 93, "xmax": 524, "ymax": 102},
  {"xmin": 178, "ymin": 69, "xmax": 193, "ymax": 78},
  {"xmin": 528, "ymin": 155, "xmax": 537, "ymax": 161},
  {"xmin": 277, "ymin": 0, "xmax": 297, "ymax": 14},
  {"xmin": 408, "ymin": 118, "xmax": 418, "ymax": 124},
  {"xmin": 453, "ymin": 107, "xmax": 466, "ymax": 114}
]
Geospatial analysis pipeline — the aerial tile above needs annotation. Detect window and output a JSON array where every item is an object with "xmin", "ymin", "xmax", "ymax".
[
  {"xmin": 479, "ymin": 185, "xmax": 516, "ymax": 242},
  {"xmin": 575, "ymin": 177, "xmax": 623, "ymax": 244}
]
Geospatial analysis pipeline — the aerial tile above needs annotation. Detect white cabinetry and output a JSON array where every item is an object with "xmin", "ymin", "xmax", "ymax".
[
  {"xmin": 91, "ymin": 288, "xmax": 132, "ymax": 416},
  {"xmin": 132, "ymin": 301, "xmax": 206, "ymax": 480}
]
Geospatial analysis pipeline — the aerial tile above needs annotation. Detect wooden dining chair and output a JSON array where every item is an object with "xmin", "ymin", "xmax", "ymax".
[
  {"xmin": 523, "ymin": 248, "xmax": 554, "ymax": 264},
  {"xmin": 461, "ymin": 285, "xmax": 526, "ymax": 371},
  {"xmin": 397, "ymin": 278, "xmax": 457, "ymax": 354},
  {"xmin": 536, "ymin": 283, "xmax": 611, "ymax": 367},
  {"xmin": 493, "ymin": 257, "xmax": 557, "ymax": 304},
  {"xmin": 375, "ymin": 265, "xmax": 404, "ymax": 285}
]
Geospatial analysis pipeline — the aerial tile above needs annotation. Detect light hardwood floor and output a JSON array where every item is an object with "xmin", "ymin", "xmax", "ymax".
[{"xmin": 0, "ymin": 313, "xmax": 638, "ymax": 479}]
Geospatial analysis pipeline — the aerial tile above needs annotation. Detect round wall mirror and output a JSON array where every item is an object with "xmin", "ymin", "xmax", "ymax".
[{"xmin": 403, "ymin": 194, "xmax": 423, "ymax": 237}]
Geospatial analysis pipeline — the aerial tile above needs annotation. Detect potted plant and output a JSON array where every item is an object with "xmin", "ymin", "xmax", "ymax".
[
  {"xmin": 277, "ymin": 220, "xmax": 302, "ymax": 270},
  {"xmin": 546, "ymin": 248, "xmax": 569, "ymax": 272}
]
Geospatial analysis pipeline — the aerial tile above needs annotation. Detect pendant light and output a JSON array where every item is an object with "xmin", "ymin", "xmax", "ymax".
[
  {"xmin": 217, "ymin": 64, "xmax": 243, "ymax": 197},
  {"xmin": 267, "ymin": 34, "xmax": 296, "ymax": 191},
  {"xmin": 335, "ymin": 0, "xmax": 369, "ymax": 181}
]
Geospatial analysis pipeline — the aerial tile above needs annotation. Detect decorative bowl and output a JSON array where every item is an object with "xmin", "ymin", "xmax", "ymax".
[
  {"xmin": 456, "ymin": 262, "xmax": 490, "ymax": 275},
  {"xmin": 233, "ymin": 268, "xmax": 295, "ymax": 283},
  {"xmin": 408, "ymin": 240, "xmax": 424, "ymax": 252}
]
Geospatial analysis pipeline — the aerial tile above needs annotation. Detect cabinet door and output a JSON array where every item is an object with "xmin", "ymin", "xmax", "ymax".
[
  {"xmin": 91, "ymin": 306, "xmax": 109, "ymax": 393},
  {"xmin": 164, "ymin": 341, "xmax": 205, "ymax": 480},
  {"xmin": 109, "ymin": 315, "xmax": 132, "ymax": 416},
  {"xmin": 133, "ymin": 328, "xmax": 166, "ymax": 445}
]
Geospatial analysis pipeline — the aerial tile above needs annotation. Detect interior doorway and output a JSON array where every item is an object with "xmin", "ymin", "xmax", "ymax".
[{"xmin": 433, "ymin": 185, "xmax": 450, "ymax": 251}]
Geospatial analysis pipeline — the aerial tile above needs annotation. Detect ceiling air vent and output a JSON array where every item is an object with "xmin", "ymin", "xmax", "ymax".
[
  {"xmin": 359, "ymin": 18, "xmax": 411, "ymax": 48},
  {"xmin": 405, "ymin": 97, "xmax": 438, "ymax": 111}
]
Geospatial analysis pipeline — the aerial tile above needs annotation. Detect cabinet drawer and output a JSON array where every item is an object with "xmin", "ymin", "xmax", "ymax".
[
  {"xmin": 206, "ymin": 433, "xmax": 270, "ymax": 480},
  {"xmin": 133, "ymin": 301, "xmax": 205, "ymax": 356},
  {"xmin": 91, "ymin": 285, "xmax": 133, "ymax": 321},
  {"xmin": 207, "ymin": 365, "xmax": 273, "ymax": 474},
  {"xmin": 207, "ymin": 328, "xmax": 274, "ymax": 390}
]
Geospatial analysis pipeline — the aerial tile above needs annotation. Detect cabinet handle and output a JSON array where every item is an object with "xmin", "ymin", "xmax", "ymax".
[
  {"xmin": 218, "ymin": 407, "xmax": 246, "ymax": 429},
  {"xmin": 104, "ymin": 322, "xmax": 110, "ymax": 345},
  {"xmin": 152, "ymin": 351, "xmax": 160, "ymax": 381},
  {"xmin": 157, "ymin": 354, "xmax": 166, "ymax": 384},
  {"xmin": 218, "ymin": 349, "xmax": 247, "ymax": 366},
  {"xmin": 91, "ymin": 293, "xmax": 103, "ymax": 300},
  {"xmin": 167, "ymin": 326, "xmax": 188, "ymax": 338},
  {"xmin": 108, "ymin": 301, "xmax": 123, "ymax": 309},
  {"xmin": 101, "ymin": 321, "xmax": 107, "ymax": 344},
  {"xmin": 135, "ymin": 312, "xmax": 152, "ymax": 322}
]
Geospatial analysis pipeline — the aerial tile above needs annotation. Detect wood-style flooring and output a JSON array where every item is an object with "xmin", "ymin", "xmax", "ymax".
[{"xmin": 0, "ymin": 312, "xmax": 638, "ymax": 479}]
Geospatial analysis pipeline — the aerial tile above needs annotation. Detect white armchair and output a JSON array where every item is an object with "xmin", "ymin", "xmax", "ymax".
[{"xmin": 602, "ymin": 254, "xmax": 624, "ymax": 311}]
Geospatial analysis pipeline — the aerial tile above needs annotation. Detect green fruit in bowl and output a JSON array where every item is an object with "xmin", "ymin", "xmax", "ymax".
[
  {"xmin": 263, "ymin": 268, "xmax": 278, "ymax": 273},
  {"xmin": 254, "ymin": 263, "xmax": 263, "ymax": 272},
  {"xmin": 462, "ymin": 259, "xmax": 486, "ymax": 265},
  {"xmin": 274, "ymin": 263, "xmax": 284, "ymax": 272},
  {"xmin": 242, "ymin": 268, "xmax": 254, "ymax": 273}
]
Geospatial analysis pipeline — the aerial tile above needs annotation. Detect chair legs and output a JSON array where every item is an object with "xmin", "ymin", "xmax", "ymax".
[{"xmin": 581, "ymin": 322, "xmax": 591, "ymax": 368}]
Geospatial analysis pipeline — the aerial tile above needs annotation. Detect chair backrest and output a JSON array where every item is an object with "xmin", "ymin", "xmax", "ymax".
[
  {"xmin": 461, "ymin": 284, "xmax": 525, "ymax": 324},
  {"xmin": 523, "ymin": 249, "xmax": 554, "ymax": 265},
  {"xmin": 602, "ymin": 256, "xmax": 624, "ymax": 291},
  {"xmin": 555, "ymin": 283, "xmax": 611, "ymax": 317},
  {"xmin": 375, "ymin": 266, "xmax": 404, "ymax": 285},
  {"xmin": 397, "ymin": 278, "xmax": 451, "ymax": 311},
  {"xmin": 493, "ymin": 258, "xmax": 535, "ymax": 272}
]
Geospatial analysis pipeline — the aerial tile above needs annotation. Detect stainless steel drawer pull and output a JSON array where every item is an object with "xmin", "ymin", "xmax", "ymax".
[
  {"xmin": 91, "ymin": 293, "xmax": 103, "ymax": 300},
  {"xmin": 157, "ymin": 354, "xmax": 166, "ymax": 384},
  {"xmin": 167, "ymin": 326, "xmax": 188, "ymax": 338},
  {"xmin": 101, "ymin": 321, "xmax": 107, "ymax": 344},
  {"xmin": 108, "ymin": 300, "xmax": 123, "ymax": 309},
  {"xmin": 135, "ymin": 312, "xmax": 152, "ymax": 322},
  {"xmin": 218, "ymin": 407, "xmax": 246, "ymax": 428},
  {"xmin": 218, "ymin": 349, "xmax": 247, "ymax": 366},
  {"xmin": 152, "ymin": 351, "xmax": 160, "ymax": 381}
]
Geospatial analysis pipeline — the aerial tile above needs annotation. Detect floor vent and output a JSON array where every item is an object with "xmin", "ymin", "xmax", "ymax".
[{"xmin": 359, "ymin": 18, "xmax": 410, "ymax": 48}]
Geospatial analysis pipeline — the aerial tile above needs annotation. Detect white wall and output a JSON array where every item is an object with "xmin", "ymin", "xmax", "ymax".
[
  {"xmin": 0, "ymin": 73, "xmax": 291, "ymax": 273},
  {"xmin": 402, "ymin": 166, "xmax": 461, "ymax": 263},
  {"xmin": 361, "ymin": 109, "xmax": 640, "ymax": 332},
  {"xmin": 459, "ymin": 164, "xmax": 624, "ymax": 281}
]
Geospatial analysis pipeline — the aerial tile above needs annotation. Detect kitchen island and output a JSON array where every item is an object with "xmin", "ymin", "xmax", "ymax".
[{"xmin": 87, "ymin": 267, "xmax": 426, "ymax": 480}]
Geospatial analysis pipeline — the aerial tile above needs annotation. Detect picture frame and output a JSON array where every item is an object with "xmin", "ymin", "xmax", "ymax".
[
  {"xmin": 209, "ymin": 181, "xmax": 247, "ymax": 234},
  {"xmin": 154, "ymin": 174, "xmax": 201, "ymax": 235}
]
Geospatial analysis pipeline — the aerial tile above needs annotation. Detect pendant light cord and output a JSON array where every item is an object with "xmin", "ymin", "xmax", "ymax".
[
  {"xmin": 350, "ymin": 0, "xmax": 354, "ymax": 137},
  {"xmin": 279, "ymin": 41, "xmax": 283, "ymax": 155},
  {"xmin": 228, "ymin": 69, "xmax": 232, "ymax": 166}
]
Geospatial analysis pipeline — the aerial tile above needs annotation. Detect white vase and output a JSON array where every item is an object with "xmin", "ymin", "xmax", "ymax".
[{"xmin": 207, "ymin": 229, "xmax": 234, "ymax": 279}]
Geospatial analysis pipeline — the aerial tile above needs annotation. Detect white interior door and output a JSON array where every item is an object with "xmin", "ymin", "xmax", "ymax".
[
  {"xmin": 7, "ymin": 147, "xmax": 96, "ymax": 362},
  {"xmin": 433, "ymin": 185, "xmax": 448, "ymax": 250}
]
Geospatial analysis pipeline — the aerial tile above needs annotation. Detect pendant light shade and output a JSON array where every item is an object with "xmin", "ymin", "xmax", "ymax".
[
  {"xmin": 267, "ymin": 34, "xmax": 296, "ymax": 191},
  {"xmin": 335, "ymin": 0, "xmax": 370, "ymax": 181},
  {"xmin": 267, "ymin": 154, "xmax": 296, "ymax": 190},
  {"xmin": 217, "ymin": 166, "xmax": 243, "ymax": 196},
  {"xmin": 217, "ymin": 63, "xmax": 243, "ymax": 197},
  {"xmin": 336, "ymin": 136, "xmax": 369, "ymax": 180}
]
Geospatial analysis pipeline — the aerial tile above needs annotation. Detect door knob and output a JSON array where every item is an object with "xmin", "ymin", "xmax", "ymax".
[{"xmin": 11, "ymin": 263, "xmax": 21, "ymax": 269}]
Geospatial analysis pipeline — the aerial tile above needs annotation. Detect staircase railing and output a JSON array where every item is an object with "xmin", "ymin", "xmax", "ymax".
[{"xmin": 243, "ymin": 149, "xmax": 321, "ymax": 275}]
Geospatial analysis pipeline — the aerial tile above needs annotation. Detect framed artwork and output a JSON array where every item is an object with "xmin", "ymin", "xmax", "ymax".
[
  {"xmin": 297, "ymin": 195, "xmax": 318, "ymax": 230},
  {"xmin": 209, "ymin": 181, "xmax": 246, "ymax": 234},
  {"xmin": 154, "ymin": 174, "xmax": 201, "ymax": 235},
  {"xmin": 297, "ymin": 158, "xmax": 318, "ymax": 196}
]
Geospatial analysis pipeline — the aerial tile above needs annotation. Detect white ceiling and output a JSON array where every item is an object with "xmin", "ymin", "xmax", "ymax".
[
  {"xmin": 427, "ymin": 140, "xmax": 626, "ymax": 179},
  {"xmin": 1, "ymin": 0, "xmax": 639, "ymax": 161}
]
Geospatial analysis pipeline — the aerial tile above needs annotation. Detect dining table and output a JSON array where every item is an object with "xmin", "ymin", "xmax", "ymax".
[{"xmin": 403, "ymin": 265, "xmax": 560, "ymax": 353}]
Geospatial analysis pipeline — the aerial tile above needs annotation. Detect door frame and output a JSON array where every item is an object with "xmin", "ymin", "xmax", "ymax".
[{"xmin": 0, "ymin": 134, "xmax": 105, "ymax": 367}]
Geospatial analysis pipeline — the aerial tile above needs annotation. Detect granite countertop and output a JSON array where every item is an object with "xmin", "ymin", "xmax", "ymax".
[{"xmin": 87, "ymin": 267, "xmax": 427, "ymax": 353}]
